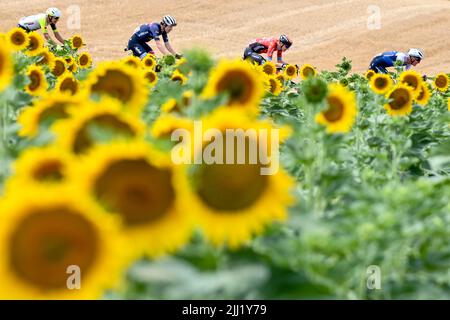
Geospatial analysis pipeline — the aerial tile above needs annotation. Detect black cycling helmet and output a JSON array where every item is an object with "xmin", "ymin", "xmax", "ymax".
[{"xmin": 279, "ymin": 35, "xmax": 293, "ymax": 48}]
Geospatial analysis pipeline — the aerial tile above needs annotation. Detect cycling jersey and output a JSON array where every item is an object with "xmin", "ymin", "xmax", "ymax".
[
  {"xmin": 369, "ymin": 51, "xmax": 411, "ymax": 73},
  {"xmin": 131, "ymin": 23, "xmax": 169, "ymax": 43},
  {"xmin": 247, "ymin": 37, "xmax": 282, "ymax": 61},
  {"xmin": 18, "ymin": 14, "xmax": 57, "ymax": 34}
]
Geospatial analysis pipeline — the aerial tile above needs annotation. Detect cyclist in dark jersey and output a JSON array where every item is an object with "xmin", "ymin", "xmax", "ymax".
[
  {"xmin": 369, "ymin": 48, "xmax": 424, "ymax": 74},
  {"xmin": 243, "ymin": 35, "xmax": 293, "ymax": 66},
  {"xmin": 126, "ymin": 15, "xmax": 182, "ymax": 60}
]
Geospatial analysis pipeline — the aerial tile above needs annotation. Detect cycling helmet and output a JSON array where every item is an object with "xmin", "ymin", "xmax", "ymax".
[
  {"xmin": 279, "ymin": 35, "xmax": 293, "ymax": 48},
  {"xmin": 162, "ymin": 15, "xmax": 177, "ymax": 26},
  {"xmin": 408, "ymin": 48, "xmax": 424, "ymax": 60},
  {"xmin": 46, "ymin": 7, "xmax": 62, "ymax": 18}
]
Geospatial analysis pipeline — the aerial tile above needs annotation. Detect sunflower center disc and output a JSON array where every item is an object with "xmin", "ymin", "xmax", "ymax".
[
  {"xmin": 94, "ymin": 159, "xmax": 175, "ymax": 226},
  {"xmin": 324, "ymin": 96, "xmax": 345, "ymax": 122},
  {"xmin": 375, "ymin": 78, "xmax": 387, "ymax": 89},
  {"xmin": 194, "ymin": 163, "xmax": 268, "ymax": 212},
  {"xmin": 73, "ymin": 114, "xmax": 135, "ymax": 154},
  {"xmin": 29, "ymin": 72, "xmax": 41, "ymax": 90},
  {"xmin": 9, "ymin": 208, "xmax": 98, "ymax": 290},
  {"xmin": 60, "ymin": 78, "xmax": 78, "ymax": 95},
  {"xmin": 436, "ymin": 76, "xmax": 447, "ymax": 88},
  {"xmin": 91, "ymin": 70, "xmax": 133, "ymax": 104},
  {"xmin": 217, "ymin": 70, "xmax": 253, "ymax": 105},
  {"xmin": 404, "ymin": 76, "xmax": 418, "ymax": 89},
  {"xmin": 39, "ymin": 103, "xmax": 70, "ymax": 124},
  {"xmin": 32, "ymin": 160, "xmax": 64, "ymax": 182},
  {"xmin": 390, "ymin": 89, "xmax": 409, "ymax": 110}
]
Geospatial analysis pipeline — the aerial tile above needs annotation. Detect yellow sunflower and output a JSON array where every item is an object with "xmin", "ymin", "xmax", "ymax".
[
  {"xmin": 433, "ymin": 73, "xmax": 449, "ymax": 92},
  {"xmin": 261, "ymin": 61, "xmax": 277, "ymax": 76},
  {"xmin": 65, "ymin": 56, "xmax": 75, "ymax": 65},
  {"xmin": 161, "ymin": 98, "xmax": 181, "ymax": 113},
  {"xmin": 176, "ymin": 108, "xmax": 294, "ymax": 248},
  {"xmin": 6, "ymin": 27, "xmax": 29, "ymax": 51},
  {"xmin": 35, "ymin": 48, "xmax": 56, "ymax": 70},
  {"xmin": 151, "ymin": 113, "xmax": 194, "ymax": 139},
  {"xmin": 447, "ymin": 97, "xmax": 450, "ymax": 111},
  {"xmin": 143, "ymin": 70, "xmax": 158, "ymax": 87},
  {"xmin": 315, "ymin": 83, "xmax": 357, "ymax": 134},
  {"xmin": 69, "ymin": 140, "xmax": 192, "ymax": 258},
  {"xmin": 170, "ymin": 69, "xmax": 188, "ymax": 85},
  {"xmin": 122, "ymin": 56, "xmax": 141, "ymax": 69},
  {"xmin": 6, "ymin": 147, "xmax": 74, "ymax": 190},
  {"xmin": 78, "ymin": 52, "xmax": 92, "ymax": 69},
  {"xmin": 0, "ymin": 185, "xmax": 126, "ymax": 299},
  {"xmin": 275, "ymin": 73, "xmax": 286, "ymax": 86},
  {"xmin": 68, "ymin": 62, "xmax": 78, "ymax": 73},
  {"xmin": 17, "ymin": 92, "xmax": 81, "ymax": 138},
  {"xmin": 370, "ymin": 74, "xmax": 393, "ymax": 95},
  {"xmin": 26, "ymin": 32, "xmax": 44, "ymax": 55},
  {"xmin": 384, "ymin": 84, "xmax": 414, "ymax": 116},
  {"xmin": 182, "ymin": 90, "xmax": 194, "ymax": 107},
  {"xmin": 398, "ymin": 70, "xmax": 423, "ymax": 98},
  {"xmin": 142, "ymin": 55, "xmax": 156, "ymax": 69},
  {"xmin": 365, "ymin": 70, "xmax": 376, "ymax": 81},
  {"xmin": 284, "ymin": 64, "xmax": 297, "ymax": 80},
  {"xmin": 299, "ymin": 64, "xmax": 317, "ymax": 80},
  {"xmin": 85, "ymin": 61, "xmax": 148, "ymax": 115},
  {"xmin": 266, "ymin": 75, "xmax": 283, "ymax": 96},
  {"xmin": 51, "ymin": 58, "xmax": 67, "ymax": 77},
  {"xmin": 55, "ymin": 72, "xmax": 80, "ymax": 96},
  {"xmin": 70, "ymin": 35, "xmax": 84, "ymax": 50},
  {"xmin": 202, "ymin": 59, "xmax": 264, "ymax": 111},
  {"xmin": 52, "ymin": 98, "xmax": 146, "ymax": 155},
  {"xmin": 18, "ymin": 93, "xmax": 81, "ymax": 138},
  {"xmin": 25, "ymin": 65, "xmax": 48, "ymax": 96},
  {"xmin": 415, "ymin": 83, "xmax": 431, "ymax": 106},
  {"xmin": 0, "ymin": 40, "xmax": 13, "ymax": 92}
]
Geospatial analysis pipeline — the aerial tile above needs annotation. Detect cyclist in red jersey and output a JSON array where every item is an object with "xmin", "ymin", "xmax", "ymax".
[{"xmin": 243, "ymin": 35, "xmax": 293, "ymax": 66}]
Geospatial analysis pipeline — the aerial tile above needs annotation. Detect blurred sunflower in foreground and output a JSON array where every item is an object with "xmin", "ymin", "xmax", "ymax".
[{"xmin": 0, "ymin": 186, "xmax": 126, "ymax": 299}]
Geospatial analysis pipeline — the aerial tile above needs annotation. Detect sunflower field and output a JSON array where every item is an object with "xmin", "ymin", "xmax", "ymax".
[{"xmin": 0, "ymin": 27, "xmax": 449, "ymax": 300}]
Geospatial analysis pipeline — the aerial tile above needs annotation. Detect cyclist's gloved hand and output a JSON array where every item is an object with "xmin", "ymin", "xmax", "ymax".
[
  {"xmin": 175, "ymin": 53, "xmax": 183, "ymax": 59},
  {"xmin": 281, "ymin": 63, "xmax": 287, "ymax": 68}
]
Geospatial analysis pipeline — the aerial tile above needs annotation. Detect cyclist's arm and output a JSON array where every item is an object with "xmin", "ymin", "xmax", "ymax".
[
  {"xmin": 164, "ymin": 42, "xmax": 177, "ymax": 55},
  {"xmin": 277, "ymin": 50, "xmax": 287, "ymax": 65},
  {"xmin": 39, "ymin": 17, "xmax": 56, "ymax": 44},
  {"xmin": 53, "ymin": 32, "xmax": 65, "ymax": 45},
  {"xmin": 50, "ymin": 24, "xmax": 65, "ymax": 45},
  {"xmin": 155, "ymin": 39, "xmax": 169, "ymax": 55},
  {"xmin": 266, "ymin": 42, "xmax": 277, "ymax": 61}
]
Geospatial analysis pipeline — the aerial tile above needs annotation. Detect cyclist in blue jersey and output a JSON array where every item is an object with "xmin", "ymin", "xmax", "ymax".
[
  {"xmin": 369, "ymin": 48, "xmax": 424, "ymax": 74},
  {"xmin": 126, "ymin": 15, "xmax": 182, "ymax": 60}
]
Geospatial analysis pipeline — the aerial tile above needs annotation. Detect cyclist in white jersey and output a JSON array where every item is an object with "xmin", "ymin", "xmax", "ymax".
[{"xmin": 18, "ymin": 8, "xmax": 66, "ymax": 45}]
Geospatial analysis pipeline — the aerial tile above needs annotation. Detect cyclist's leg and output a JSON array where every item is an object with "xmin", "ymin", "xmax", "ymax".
[
  {"xmin": 243, "ymin": 47, "xmax": 253, "ymax": 60},
  {"xmin": 129, "ymin": 42, "xmax": 147, "ymax": 58},
  {"xmin": 249, "ymin": 53, "xmax": 266, "ymax": 65}
]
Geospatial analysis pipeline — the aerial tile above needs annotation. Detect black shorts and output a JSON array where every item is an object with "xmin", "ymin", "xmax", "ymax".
[
  {"xmin": 127, "ymin": 36, "xmax": 154, "ymax": 58},
  {"xmin": 243, "ymin": 47, "xmax": 266, "ymax": 65}
]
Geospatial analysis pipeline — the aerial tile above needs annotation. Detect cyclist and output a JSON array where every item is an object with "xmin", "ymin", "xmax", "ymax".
[
  {"xmin": 18, "ymin": 8, "xmax": 66, "ymax": 45},
  {"xmin": 243, "ymin": 35, "xmax": 293, "ymax": 67},
  {"xmin": 369, "ymin": 48, "xmax": 424, "ymax": 74},
  {"xmin": 126, "ymin": 15, "xmax": 182, "ymax": 60}
]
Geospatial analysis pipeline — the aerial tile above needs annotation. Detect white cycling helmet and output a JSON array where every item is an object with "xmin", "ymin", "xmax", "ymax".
[
  {"xmin": 408, "ymin": 48, "xmax": 424, "ymax": 60},
  {"xmin": 46, "ymin": 7, "xmax": 62, "ymax": 18},
  {"xmin": 162, "ymin": 15, "xmax": 177, "ymax": 26}
]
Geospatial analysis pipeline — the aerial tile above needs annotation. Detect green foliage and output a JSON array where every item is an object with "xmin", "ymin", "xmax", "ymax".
[{"xmin": 1, "ymin": 48, "xmax": 449, "ymax": 299}]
